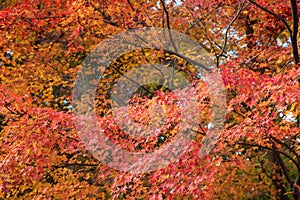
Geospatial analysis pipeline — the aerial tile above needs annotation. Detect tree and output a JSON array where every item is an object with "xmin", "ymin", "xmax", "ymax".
[{"xmin": 0, "ymin": 0, "xmax": 299, "ymax": 199}]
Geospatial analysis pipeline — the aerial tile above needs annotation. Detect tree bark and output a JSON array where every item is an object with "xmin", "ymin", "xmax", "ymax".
[{"xmin": 268, "ymin": 151, "xmax": 290, "ymax": 200}]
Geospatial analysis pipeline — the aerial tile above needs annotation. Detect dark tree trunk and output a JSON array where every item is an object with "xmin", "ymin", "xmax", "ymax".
[{"xmin": 268, "ymin": 151, "xmax": 290, "ymax": 200}]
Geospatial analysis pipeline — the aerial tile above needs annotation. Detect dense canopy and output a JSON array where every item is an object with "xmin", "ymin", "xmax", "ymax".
[{"xmin": 0, "ymin": 0, "xmax": 299, "ymax": 199}]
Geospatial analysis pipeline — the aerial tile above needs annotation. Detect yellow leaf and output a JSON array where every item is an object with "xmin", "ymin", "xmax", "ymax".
[{"xmin": 290, "ymin": 102, "xmax": 297, "ymax": 111}]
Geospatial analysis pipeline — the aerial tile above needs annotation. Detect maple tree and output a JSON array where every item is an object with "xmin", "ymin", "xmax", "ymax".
[{"xmin": 0, "ymin": 0, "xmax": 299, "ymax": 199}]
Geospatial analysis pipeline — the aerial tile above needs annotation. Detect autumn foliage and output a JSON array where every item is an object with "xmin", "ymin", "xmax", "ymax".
[{"xmin": 0, "ymin": 0, "xmax": 300, "ymax": 199}]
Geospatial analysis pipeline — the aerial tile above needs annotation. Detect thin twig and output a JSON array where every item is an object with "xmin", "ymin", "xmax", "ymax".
[
  {"xmin": 127, "ymin": 0, "xmax": 135, "ymax": 11},
  {"xmin": 53, "ymin": 163, "xmax": 99, "ymax": 169},
  {"xmin": 217, "ymin": 2, "xmax": 250, "ymax": 67},
  {"xmin": 89, "ymin": 1, "xmax": 119, "ymax": 27},
  {"xmin": 131, "ymin": 34, "xmax": 210, "ymax": 70},
  {"xmin": 248, "ymin": 0, "xmax": 292, "ymax": 35},
  {"xmin": 160, "ymin": 0, "xmax": 178, "ymax": 53}
]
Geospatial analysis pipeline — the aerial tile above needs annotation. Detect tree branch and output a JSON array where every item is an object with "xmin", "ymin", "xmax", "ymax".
[
  {"xmin": 127, "ymin": 0, "xmax": 135, "ymax": 11},
  {"xmin": 233, "ymin": 109, "xmax": 247, "ymax": 118},
  {"xmin": 248, "ymin": 0, "xmax": 292, "ymax": 35},
  {"xmin": 237, "ymin": 142, "xmax": 300, "ymax": 170},
  {"xmin": 89, "ymin": 1, "xmax": 119, "ymax": 27},
  {"xmin": 53, "ymin": 163, "xmax": 99, "ymax": 169},
  {"xmin": 290, "ymin": 0, "xmax": 299, "ymax": 64},
  {"xmin": 271, "ymin": 144, "xmax": 293, "ymax": 186},
  {"xmin": 270, "ymin": 135, "xmax": 299, "ymax": 161},
  {"xmin": 160, "ymin": 0, "xmax": 178, "ymax": 53},
  {"xmin": 248, "ymin": 0, "xmax": 299, "ymax": 64},
  {"xmin": 126, "ymin": 33, "xmax": 211, "ymax": 70},
  {"xmin": 217, "ymin": 1, "xmax": 250, "ymax": 67},
  {"xmin": 110, "ymin": 64, "xmax": 154, "ymax": 96}
]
